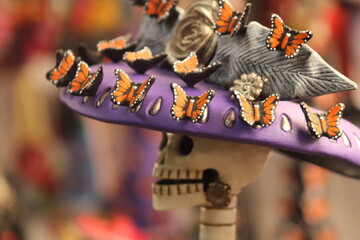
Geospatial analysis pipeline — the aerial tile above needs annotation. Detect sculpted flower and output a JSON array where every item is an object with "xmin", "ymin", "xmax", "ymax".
[
  {"xmin": 230, "ymin": 73, "xmax": 268, "ymax": 101},
  {"xmin": 166, "ymin": 0, "xmax": 218, "ymax": 66}
]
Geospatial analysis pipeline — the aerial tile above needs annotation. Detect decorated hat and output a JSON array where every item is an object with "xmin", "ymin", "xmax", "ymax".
[{"xmin": 47, "ymin": 0, "xmax": 360, "ymax": 178}]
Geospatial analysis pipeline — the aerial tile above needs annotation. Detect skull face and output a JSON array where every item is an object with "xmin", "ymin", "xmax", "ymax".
[{"xmin": 152, "ymin": 133, "xmax": 270, "ymax": 210}]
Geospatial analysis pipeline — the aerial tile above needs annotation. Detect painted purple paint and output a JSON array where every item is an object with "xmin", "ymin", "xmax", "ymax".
[{"xmin": 60, "ymin": 63, "xmax": 360, "ymax": 178}]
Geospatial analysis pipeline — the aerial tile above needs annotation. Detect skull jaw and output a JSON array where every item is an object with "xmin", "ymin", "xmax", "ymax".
[
  {"xmin": 152, "ymin": 164, "xmax": 207, "ymax": 210},
  {"xmin": 151, "ymin": 150, "xmax": 270, "ymax": 211},
  {"xmin": 152, "ymin": 134, "xmax": 270, "ymax": 210},
  {"xmin": 152, "ymin": 186, "xmax": 207, "ymax": 210}
]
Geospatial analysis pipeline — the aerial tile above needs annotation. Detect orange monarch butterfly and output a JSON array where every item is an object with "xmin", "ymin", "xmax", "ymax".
[
  {"xmin": 47, "ymin": 49, "xmax": 77, "ymax": 87},
  {"xmin": 123, "ymin": 47, "xmax": 167, "ymax": 74},
  {"xmin": 110, "ymin": 69, "xmax": 155, "ymax": 109},
  {"xmin": 266, "ymin": 14, "xmax": 313, "ymax": 58},
  {"xmin": 300, "ymin": 102, "xmax": 345, "ymax": 140},
  {"xmin": 67, "ymin": 61, "xmax": 103, "ymax": 96},
  {"xmin": 173, "ymin": 52, "xmax": 222, "ymax": 87},
  {"xmin": 170, "ymin": 83, "xmax": 215, "ymax": 123},
  {"xmin": 145, "ymin": 0, "xmax": 178, "ymax": 21},
  {"xmin": 46, "ymin": 49, "xmax": 65, "ymax": 80},
  {"xmin": 214, "ymin": 1, "xmax": 251, "ymax": 36},
  {"xmin": 97, "ymin": 34, "xmax": 137, "ymax": 62},
  {"xmin": 233, "ymin": 90, "xmax": 279, "ymax": 128},
  {"xmin": 123, "ymin": 46, "xmax": 153, "ymax": 62}
]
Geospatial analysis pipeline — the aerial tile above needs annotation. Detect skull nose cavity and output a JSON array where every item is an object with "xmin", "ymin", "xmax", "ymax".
[
  {"xmin": 202, "ymin": 169, "xmax": 219, "ymax": 192},
  {"xmin": 159, "ymin": 132, "xmax": 168, "ymax": 150},
  {"xmin": 158, "ymin": 154, "xmax": 166, "ymax": 165},
  {"xmin": 179, "ymin": 136, "xmax": 193, "ymax": 155}
]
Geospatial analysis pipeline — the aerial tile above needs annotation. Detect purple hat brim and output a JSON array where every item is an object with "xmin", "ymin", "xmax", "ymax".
[{"xmin": 60, "ymin": 62, "xmax": 360, "ymax": 178}]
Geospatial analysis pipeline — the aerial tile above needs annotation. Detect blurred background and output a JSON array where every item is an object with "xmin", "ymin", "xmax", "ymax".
[{"xmin": 0, "ymin": 0, "xmax": 359, "ymax": 239}]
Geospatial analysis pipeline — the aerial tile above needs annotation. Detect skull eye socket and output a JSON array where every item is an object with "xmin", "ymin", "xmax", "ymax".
[
  {"xmin": 159, "ymin": 133, "xmax": 168, "ymax": 150},
  {"xmin": 178, "ymin": 136, "xmax": 193, "ymax": 155}
]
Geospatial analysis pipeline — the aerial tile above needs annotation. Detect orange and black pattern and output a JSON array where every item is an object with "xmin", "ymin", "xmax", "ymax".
[
  {"xmin": 266, "ymin": 14, "xmax": 312, "ymax": 58},
  {"xmin": 97, "ymin": 35, "xmax": 131, "ymax": 51},
  {"xmin": 172, "ymin": 52, "xmax": 222, "ymax": 87},
  {"xmin": 233, "ymin": 91, "xmax": 279, "ymax": 128},
  {"xmin": 214, "ymin": 1, "xmax": 251, "ymax": 36},
  {"xmin": 110, "ymin": 69, "xmax": 155, "ymax": 108},
  {"xmin": 170, "ymin": 83, "xmax": 215, "ymax": 123},
  {"xmin": 300, "ymin": 102, "xmax": 344, "ymax": 140},
  {"xmin": 47, "ymin": 50, "xmax": 77, "ymax": 86},
  {"xmin": 123, "ymin": 47, "xmax": 153, "ymax": 62},
  {"xmin": 173, "ymin": 52, "xmax": 199, "ymax": 75},
  {"xmin": 145, "ymin": 0, "xmax": 178, "ymax": 21},
  {"xmin": 67, "ymin": 61, "xmax": 103, "ymax": 96}
]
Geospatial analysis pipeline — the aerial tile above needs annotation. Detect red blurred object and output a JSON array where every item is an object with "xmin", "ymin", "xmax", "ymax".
[
  {"xmin": 0, "ymin": 2, "xmax": 14, "ymax": 57},
  {"xmin": 76, "ymin": 214, "xmax": 151, "ymax": 240},
  {"xmin": 15, "ymin": 145, "xmax": 55, "ymax": 192},
  {"xmin": 321, "ymin": 2, "xmax": 350, "ymax": 75},
  {"xmin": 0, "ymin": 230, "xmax": 19, "ymax": 240}
]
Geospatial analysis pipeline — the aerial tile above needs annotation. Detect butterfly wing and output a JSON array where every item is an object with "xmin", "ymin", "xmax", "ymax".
[
  {"xmin": 97, "ymin": 37, "xmax": 126, "ymax": 52},
  {"xmin": 157, "ymin": 0, "xmax": 177, "ymax": 21},
  {"xmin": 123, "ymin": 51, "xmax": 137, "ymax": 62},
  {"xmin": 123, "ymin": 47, "xmax": 153, "ymax": 62},
  {"xmin": 300, "ymin": 102, "xmax": 323, "ymax": 138},
  {"xmin": 266, "ymin": 14, "xmax": 285, "ymax": 50},
  {"xmin": 284, "ymin": 30, "xmax": 313, "ymax": 58},
  {"xmin": 54, "ymin": 49, "xmax": 65, "ymax": 67},
  {"xmin": 82, "ymin": 65, "xmax": 103, "ymax": 96},
  {"xmin": 232, "ymin": 3, "xmax": 251, "ymax": 36},
  {"xmin": 173, "ymin": 52, "xmax": 199, "ymax": 75},
  {"xmin": 111, "ymin": 69, "xmax": 135, "ymax": 106},
  {"xmin": 125, "ymin": 53, "xmax": 167, "ymax": 74},
  {"xmin": 139, "ymin": 47, "xmax": 153, "ymax": 60},
  {"xmin": 170, "ymin": 83, "xmax": 189, "ymax": 120},
  {"xmin": 267, "ymin": 14, "xmax": 313, "ymax": 58},
  {"xmin": 97, "ymin": 34, "xmax": 136, "ymax": 62},
  {"xmin": 146, "ymin": 0, "xmax": 162, "ymax": 16},
  {"xmin": 68, "ymin": 62, "xmax": 103, "ymax": 96},
  {"xmin": 97, "ymin": 40, "xmax": 113, "ymax": 52},
  {"xmin": 46, "ymin": 49, "xmax": 64, "ymax": 80},
  {"xmin": 258, "ymin": 94, "xmax": 279, "ymax": 127},
  {"xmin": 97, "ymin": 34, "xmax": 133, "ymax": 51},
  {"xmin": 48, "ymin": 50, "xmax": 75, "ymax": 84},
  {"xmin": 322, "ymin": 103, "xmax": 345, "ymax": 140},
  {"xmin": 191, "ymin": 90, "xmax": 215, "ymax": 122},
  {"xmin": 180, "ymin": 61, "xmax": 222, "ymax": 87},
  {"xmin": 233, "ymin": 90, "xmax": 255, "ymax": 126},
  {"xmin": 215, "ymin": 0, "xmax": 236, "ymax": 35},
  {"xmin": 68, "ymin": 61, "xmax": 91, "ymax": 94},
  {"xmin": 130, "ymin": 75, "xmax": 156, "ymax": 108}
]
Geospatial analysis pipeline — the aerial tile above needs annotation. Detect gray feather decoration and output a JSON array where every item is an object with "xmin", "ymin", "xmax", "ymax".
[{"xmin": 207, "ymin": 21, "xmax": 357, "ymax": 100}]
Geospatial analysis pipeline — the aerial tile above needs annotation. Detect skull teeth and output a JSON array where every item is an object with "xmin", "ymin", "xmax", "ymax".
[
  {"xmin": 179, "ymin": 184, "xmax": 188, "ymax": 194},
  {"xmin": 152, "ymin": 165, "xmax": 202, "ymax": 180},
  {"xmin": 152, "ymin": 183, "xmax": 203, "ymax": 196},
  {"xmin": 152, "ymin": 165, "xmax": 204, "ymax": 196}
]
